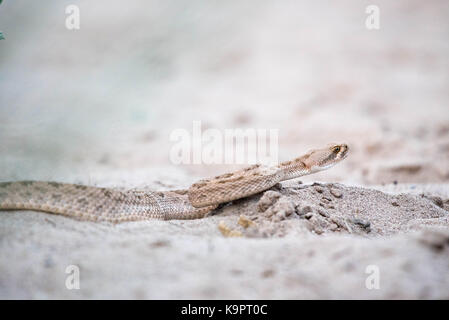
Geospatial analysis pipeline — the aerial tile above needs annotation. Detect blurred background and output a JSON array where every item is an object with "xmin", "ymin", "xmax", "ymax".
[{"xmin": 1, "ymin": 0, "xmax": 448, "ymax": 186}]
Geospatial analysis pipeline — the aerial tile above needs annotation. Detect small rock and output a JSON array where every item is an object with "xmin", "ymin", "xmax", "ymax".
[
  {"xmin": 329, "ymin": 223, "xmax": 339, "ymax": 231},
  {"xmin": 272, "ymin": 183, "xmax": 283, "ymax": 190},
  {"xmin": 238, "ymin": 215, "xmax": 255, "ymax": 228},
  {"xmin": 314, "ymin": 186, "xmax": 324, "ymax": 193},
  {"xmin": 392, "ymin": 201, "xmax": 400, "ymax": 207},
  {"xmin": 271, "ymin": 197, "xmax": 296, "ymax": 219},
  {"xmin": 257, "ymin": 191, "xmax": 281, "ymax": 212},
  {"xmin": 429, "ymin": 196, "xmax": 444, "ymax": 209},
  {"xmin": 218, "ymin": 221, "xmax": 242, "ymax": 237},
  {"xmin": 352, "ymin": 218, "xmax": 371, "ymax": 229},
  {"xmin": 331, "ymin": 217, "xmax": 349, "ymax": 232},
  {"xmin": 305, "ymin": 212, "xmax": 314, "ymax": 219},
  {"xmin": 330, "ymin": 188, "xmax": 343, "ymax": 198},
  {"xmin": 299, "ymin": 205, "xmax": 313, "ymax": 216},
  {"xmin": 318, "ymin": 209, "xmax": 329, "ymax": 218}
]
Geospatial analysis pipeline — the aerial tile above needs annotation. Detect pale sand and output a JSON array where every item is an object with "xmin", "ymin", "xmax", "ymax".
[
  {"xmin": 0, "ymin": 1, "xmax": 449, "ymax": 299},
  {"xmin": 0, "ymin": 181, "xmax": 448, "ymax": 299}
]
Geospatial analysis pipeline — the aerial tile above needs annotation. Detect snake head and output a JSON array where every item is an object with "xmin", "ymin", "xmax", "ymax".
[{"xmin": 305, "ymin": 143, "xmax": 349, "ymax": 173}]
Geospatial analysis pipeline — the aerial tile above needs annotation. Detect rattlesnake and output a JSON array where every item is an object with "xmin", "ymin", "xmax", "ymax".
[{"xmin": 0, "ymin": 144, "xmax": 348, "ymax": 222}]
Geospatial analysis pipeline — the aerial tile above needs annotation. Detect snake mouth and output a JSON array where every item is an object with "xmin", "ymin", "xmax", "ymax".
[{"xmin": 339, "ymin": 144, "xmax": 349, "ymax": 159}]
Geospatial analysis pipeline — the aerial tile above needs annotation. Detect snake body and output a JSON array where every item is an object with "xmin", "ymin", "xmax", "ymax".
[{"xmin": 0, "ymin": 144, "xmax": 348, "ymax": 222}]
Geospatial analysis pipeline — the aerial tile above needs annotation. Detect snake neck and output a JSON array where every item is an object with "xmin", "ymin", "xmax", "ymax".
[{"xmin": 277, "ymin": 157, "xmax": 312, "ymax": 181}]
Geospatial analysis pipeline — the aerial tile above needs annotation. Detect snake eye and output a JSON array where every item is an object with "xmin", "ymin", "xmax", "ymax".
[{"xmin": 333, "ymin": 146, "xmax": 341, "ymax": 153}]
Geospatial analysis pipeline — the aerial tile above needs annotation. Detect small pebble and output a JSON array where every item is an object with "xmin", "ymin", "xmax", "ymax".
[
  {"xmin": 392, "ymin": 201, "xmax": 400, "ymax": 207},
  {"xmin": 257, "ymin": 191, "xmax": 281, "ymax": 212},
  {"xmin": 305, "ymin": 212, "xmax": 313, "ymax": 219},
  {"xmin": 299, "ymin": 205, "xmax": 313, "ymax": 215},
  {"xmin": 218, "ymin": 221, "xmax": 242, "ymax": 237},
  {"xmin": 238, "ymin": 215, "xmax": 255, "ymax": 228},
  {"xmin": 352, "ymin": 218, "xmax": 371, "ymax": 229},
  {"xmin": 330, "ymin": 188, "xmax": 343, "ymax": 198},
  {"xmin": 315, "ymin": 186, "xmax": 324, "ymax": 193},
  {"xmin": 272, "ymin": 183, "xmax": 283, "ymax": 190},
  {"xmin": 318, "ymin": 209, "xmax": 329, "ymax": 218},
  {"xmin": 429, "ymin": 196, "xmax": 444, "ymax": 208}
]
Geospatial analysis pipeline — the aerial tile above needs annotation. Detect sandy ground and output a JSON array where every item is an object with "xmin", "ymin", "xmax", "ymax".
[
  {"xmin": 0, "ymin": 182, "xmax": 448, "ymax": 299},
  {"xmin": 0, "ymin": 1, "xmax": 449, "ymax": 299}
]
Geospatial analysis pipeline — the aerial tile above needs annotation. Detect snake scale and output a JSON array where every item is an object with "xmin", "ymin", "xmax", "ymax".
[{"xmin": 0, "ymin": 144, "xmax": 348, "ymax": 222}]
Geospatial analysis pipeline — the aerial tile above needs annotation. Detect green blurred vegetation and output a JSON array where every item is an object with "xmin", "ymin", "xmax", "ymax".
[{"xmin": 0, "ymin": 0, "xmax": 3, "ymax": 39}]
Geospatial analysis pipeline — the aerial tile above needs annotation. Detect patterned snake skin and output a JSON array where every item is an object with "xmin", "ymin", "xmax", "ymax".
[{"xmin": 0, "ymin": 144, "xmax": 348, "ymax": 222}]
